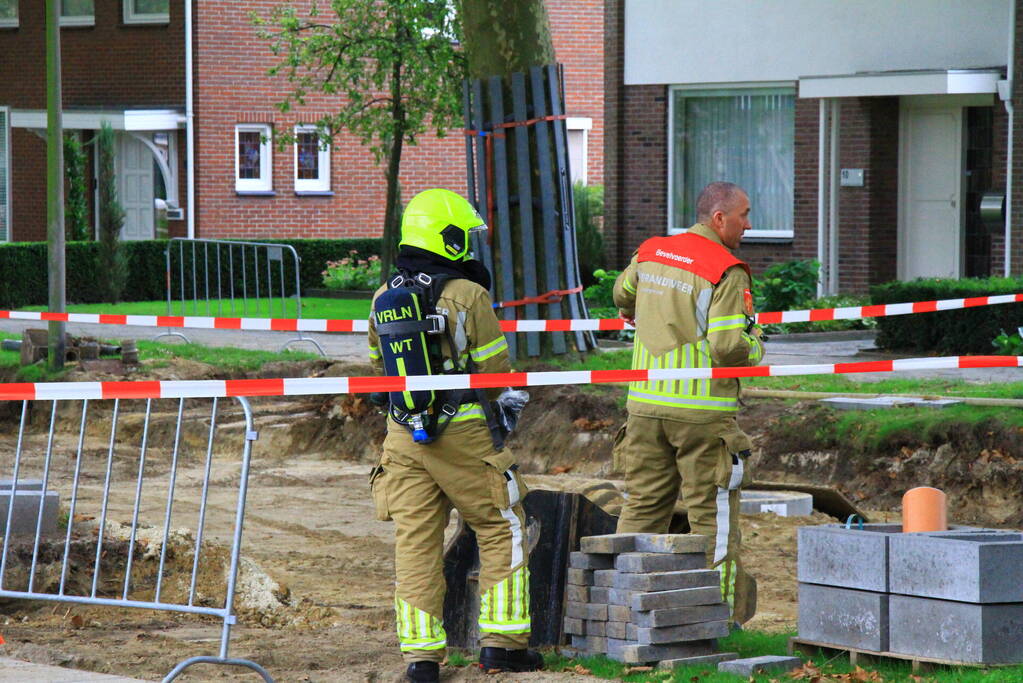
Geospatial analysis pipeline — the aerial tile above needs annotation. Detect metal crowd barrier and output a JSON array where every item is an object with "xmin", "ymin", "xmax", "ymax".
[
  {"xmin": 0, "ymin": 396, "xmax": 272, "ymax": 682},
  {"xmin": 158, "ymin": 238, "xmax": 325, "ymax": 355}
]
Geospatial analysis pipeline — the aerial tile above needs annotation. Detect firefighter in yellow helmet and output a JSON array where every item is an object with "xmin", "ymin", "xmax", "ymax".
[
  {"xmin": 367, "ymin": 188, "xmax": 543, "ymax": 682},
  {"xmin": 613, "ymin": 181, "xmax": 764, "ymax": 626}
]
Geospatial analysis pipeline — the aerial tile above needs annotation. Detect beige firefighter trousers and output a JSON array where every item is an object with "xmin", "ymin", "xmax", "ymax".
[
  {"xmin": 372, "ymin": 418, "xmax": 532, "ymax": 663},
  {"xmin": 614, "ymin": 414, "xmax": 757, "ymax": 625}
]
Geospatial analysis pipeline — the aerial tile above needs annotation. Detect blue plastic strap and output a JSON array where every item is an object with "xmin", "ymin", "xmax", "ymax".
[{"xmin": 845, "ymin": 514, "xmax": 864, "ymax": 530}]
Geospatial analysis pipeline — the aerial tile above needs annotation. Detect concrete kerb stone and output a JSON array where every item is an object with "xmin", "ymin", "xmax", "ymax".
[
  {"xmin": 0, "ymin": 490, "xmax": 60, "ymax": 535},
  {"xmin": 740, "ymin": 490, "xmax": 814, "ymax": 517},
  {"xmin": 580, "ymin": 533, "xmax": 639, "ymax": 554},
  {"xmin": 633, "ymin": 619, "xmax": 729, "ymax": 645},
  {"xmin": 631, "ymin": 586, "xmax": 722, "ymax": 611},
  {"xmin": 658, "ymin": 652, "xmax": 738, "ymax": 669},
  {"xmin": 590, "ymin": 586, "xmax": 612, "ymax": 604},
  {"xmin": 718, "ymin": 655, "xmax": 803, "ymax": 677},
  {"xmin": 613, "ymin": 568, "xmax": 719, "ymax": 592},
  {"xmin": 632, "ymin": 602, "xmax": 730, "ymax": 628},
  {"xmin": 566, "ymin": 568, "xmax": 594, "ymax": 586},
  {"xmin": 634, "ymin": 534, "xmax": 707, "ymax": 554},
  {"xmin": 615, "ymin": 552, "xmax": 705, "ymax": 573},
  {"xmin": 565, "ymin": 602, "xmax": 608, "ymax": 621},
  {"xmin": 593, "ymin": 569, "xmax": 616, "ymax": 587},
  {"xmin": 565, "ymin": 584, "xmax": 589, "ymax": 603},
  {"xmin": 569, "ymin": 551, "xmax": 614, "ymax": 570},
  {"xmin": 888, "ymin": 532, "xmax": 1023, "ymax": 603},
  {"xmin": 797, "ymin": 583, "xmax": 889, "ymax": 652},
  {"xmin": 889, "ymin": 594, "xmax": 1023, "ymax": 664},
  {"xmin": 607, "ymin": 638, "xmax": 717, "ymax": 664}
]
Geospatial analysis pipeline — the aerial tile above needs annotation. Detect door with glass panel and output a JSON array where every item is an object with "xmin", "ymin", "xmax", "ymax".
[{"xmin": 117, "ymin": 134, "xmax": 155, "ymax": 241}]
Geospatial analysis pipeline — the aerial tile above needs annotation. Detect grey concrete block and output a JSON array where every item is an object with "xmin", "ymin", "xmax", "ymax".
[
  {"xmin": 740, "ymin": 490, "xmax": 814, "ymax": 517},
  {"xmin": 607, "ymin": 639, "xmax": 717, "ymax": 664},
  {"xmin": 820, "ymin": 396, "xmax": 961, "ymax": 411},
  {"xmin": 581, "ymin": 635, "xmax": 607, "ymax": 653},
  {"xmin": 0, "ymin": 479, "xmax": 44, "ymax": 491},
  {"xmin": 590, "ymin": 586, "xmax": 612, "ymax": 604},
  {"xmin": 581, "ymin": 533, "xmax": 639, "ymax": 554},
  {"xmin": 565, "ymin": 602, "xmax": 607, "ymax": 621},
  {"xmin": 593, "ymin": 569, "xmax": 616, "ymax": 587},
  {"xmin": 0, "ymin": 490, "xmax": 60, "ymax": 535},
  {"xmin": 562, "ymin": 617, "xmax": 585, "ymax": 636},
  {"xmin": 798, "ymin": 523, "xmax": 991, "ymax": 593},
  {"xmin": 606, "ymin": 620, "xmax": 628, "ymax": 639},
  {"xmin": 614, "ymin": 569, "xmax": 719, "ymax": 592},
  {"xmin": 570, "ymin": 634, "xmax": 587, "ymax": 650},
  {"xmin": 607, "ymin": 588, "xmax": 635, "ymax": 606},
  {"xmin": 633, "ymin": 602, "xmax": 730, "ymax": 628},
  {"xmin": 634, "ymin": 534, "xmax": 708, "ymax": 554},
  {"xmin": 889, "ymin": 595, "xmax": 1023, "ymax": 664},
  {"xmin": 798, "ymin": 523, "xmax": 902, "ymax": 592},
  {"xmin": 566, "ymin": 568, "xmax": 593, "ymax": 586},
  {"xmin": 569, "ymin": 551, "xmax": 614, "ymax": 570},
  {"xmin": 608, "ymin": 604, "xmax": 632, "ymax": 622},
  {"xmin": 565, "ymin": 584, "xmax": 589, "ymax": 603},
  {"xmin": 616, "ymin": 552, "xmax": 705, "ymax": 573},
  {"xmin": 889, "ymin": 532, "xmax": 1023, "ymax": 603},
  {"xmin": 798, "ymin": 583, "xmax": 889, "ymax": 652},
  {"xmin": 657, "ymin": 652, "xmax": 738, "ymax": 669},
  {"xmin": 634, "ymin": 619, "xmax": 729, "ymax": 644},
  {"xmin": 633, "ymin": 586, "xmax": 722, "ymax": 611},
  {"xmin": 718, "ymin": 656, "xmax": 803, "ymax": 676},
  {"xmin": 585, "ymin": 619, "xmax": 607, "ymax": 637}
]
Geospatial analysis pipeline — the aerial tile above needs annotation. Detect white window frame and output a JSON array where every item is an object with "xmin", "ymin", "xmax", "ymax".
[
  {"xmin": 566, "ymin": 117, "xmax": 592, "ymax": 186},
  {"xmin": 0, "ymin": 0, "xmax": 18, "ymax": 29},
  {"xmin": 123, "ymin": 0, "xmax": 168, "ymax": 25},
  {"xmin": 667, "ymin": 82, "xmax": 795, "ymax": 241},
  {"xmin": 0, "ymin": 106, "xmax": 9, "ymax": 243},
  {"xmin": 60, "ymin": 0, "xmax": 95, "ymax": 27},
  {"xmin": 235, "ymin": 124, "xmax": 273, "ymax": 194},
  {"xmin": 293, "ymin": 124, "xmax": 331, "ymax": 194}
]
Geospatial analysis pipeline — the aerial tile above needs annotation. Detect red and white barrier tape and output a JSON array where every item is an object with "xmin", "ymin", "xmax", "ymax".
[
  {"xmin": 1, "ymin": 356, "xmax": 1019, "ymax": 401},
  {"xmin": 1, "ymin": 293, "xmax": 1020, "ymax": 334}
]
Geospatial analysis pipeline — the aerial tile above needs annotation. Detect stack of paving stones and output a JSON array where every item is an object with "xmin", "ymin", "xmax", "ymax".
[
  {"xmin": 798, "ymin": 523, "xmax": 1023, "ymax": 664},
  {"xmin": 562, "ymin": 533, "xmax": 737, "ymax": 668}
]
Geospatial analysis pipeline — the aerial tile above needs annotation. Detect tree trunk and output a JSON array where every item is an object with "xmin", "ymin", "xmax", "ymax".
[
  {"xmin": 380, "ymin": 52, "xmax": 407, "ymax": 282},
  {"xmin": 459, "ymin": 0, "xmax": 555, "ymax": 80}
]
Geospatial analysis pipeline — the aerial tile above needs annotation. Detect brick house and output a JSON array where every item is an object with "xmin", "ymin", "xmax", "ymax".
[
  {"xmin": 0, "ymin": 0, "xmax": 603, "ymax": 246},
  {"xmin": 604, "ymin": 0, "xmax": 1023, "ymax": 293}
]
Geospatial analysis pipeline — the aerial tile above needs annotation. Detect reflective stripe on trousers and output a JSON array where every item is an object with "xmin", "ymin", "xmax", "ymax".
[
  {"xmin": 395, "ymin": 596, "xmax": 447, "ymax": 652},
  {"xmin": 713, "ymin": 453, "xmax": 744, "ymax": 566},
  {"xmin": 479, "ymin": 564, "xmax": 531, "ymax": 634}
]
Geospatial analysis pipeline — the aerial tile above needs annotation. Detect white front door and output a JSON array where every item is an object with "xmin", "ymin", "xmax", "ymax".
[
  {"xmin": 898, "ymin": 98, "xmax": 964, "ymax": 280},
  {"xmin": 117, "ymin": 134, "xmax": 154, "ymax": 241}
]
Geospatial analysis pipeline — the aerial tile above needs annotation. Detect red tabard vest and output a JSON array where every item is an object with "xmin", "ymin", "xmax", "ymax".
[{"xmin": 637, "ymin": 233, "xmax": 750, "ymax": 284}]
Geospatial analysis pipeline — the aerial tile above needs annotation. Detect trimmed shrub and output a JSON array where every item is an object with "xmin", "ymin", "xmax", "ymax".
[
  {"xmin": 870, "ymin": 277, "xmax": 1023, "ymax": 353},
  {"xmin": 0, "ymin": 237, "xmax": 382, "ymax": 309}
]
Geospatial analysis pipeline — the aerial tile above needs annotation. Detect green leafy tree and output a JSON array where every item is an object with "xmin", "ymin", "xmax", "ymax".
[
  {"xmin": 97, "ymin": 123, "xmax": 129, "ymax": 303},
  {"xmin": 63, "ymin": 132, "xmax": 89, "ymax": 241},
  {"xmin": 255, "ymin": 0, "xmax": 466, "ymax": 281}
]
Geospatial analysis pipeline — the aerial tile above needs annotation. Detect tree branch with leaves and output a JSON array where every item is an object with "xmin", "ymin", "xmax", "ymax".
[{"xmin": 255, "ymin": 0, "xmax": 466, "ymax": 281}]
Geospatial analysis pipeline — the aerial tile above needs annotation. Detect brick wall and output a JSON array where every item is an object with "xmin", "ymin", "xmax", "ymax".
[
  {"xmin": 1009, "ymin": 0, "xmax": 1023, "ymax": 277},
  {"xmin": 990, "ymin": 98, "xmax": 1009, "ymax": 275},
  {"xmin": 195, "ymin": 0, "xmax": 604, "ymax": 241},
  {"xmin": 10, "ymin": 129, "xmax": 46, "ymax": 242},
  {"xmin": 0, "ymin": 0, "xmax": 184, "ymax": 109}
]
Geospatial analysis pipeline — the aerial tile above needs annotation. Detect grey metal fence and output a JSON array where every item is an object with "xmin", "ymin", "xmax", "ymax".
[
  {"xmin": 0, "ymin": 396, "xmax": 272, "ymax": 682},
  {"xmin": 159, "ymin": 238, "xmax": 325, "ymax": 354}
]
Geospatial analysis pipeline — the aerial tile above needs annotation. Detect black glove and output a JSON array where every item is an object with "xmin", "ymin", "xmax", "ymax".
[{"xmin": 369, "ymin": 392, "xmax": 389, "ymax": 407}]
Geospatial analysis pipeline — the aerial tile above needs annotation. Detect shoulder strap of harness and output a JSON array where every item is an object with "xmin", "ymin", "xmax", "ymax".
[{"xmin": 637, "ymin": 232, "xmax": 750, "ymax": 284}]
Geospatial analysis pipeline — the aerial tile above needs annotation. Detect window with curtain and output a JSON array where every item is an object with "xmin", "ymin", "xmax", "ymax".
[
  {"xmin": 124, "ymin": 0, "xmax": 168, "ymax": 24},
  {"xmin": 0, "ymin": 0, "xmax": 17, "ymax": 27},
  {"xmin": 61, "ymin": 0, "xmax": 94, "ymax": 26},
  {"xmin": 670, "ymin": 87, "xmax": 794, "ymax": 237}
]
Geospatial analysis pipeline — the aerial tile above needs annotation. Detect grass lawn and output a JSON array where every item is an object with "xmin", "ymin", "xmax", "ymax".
[
  {"xmin": 448, "ymin": 630, "xmax": 1023, "ymax": 681},
  {"xmin": 0, "ymin": 330, "xmax": 320, "ymax": 382},
  {"xmin": 19, "ymin": 297, "xmax": 373, "ymax": 321}
]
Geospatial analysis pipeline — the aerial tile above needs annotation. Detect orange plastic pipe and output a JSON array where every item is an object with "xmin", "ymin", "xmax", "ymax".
[{"xmin": 902, "ymin": 487, "xmax": 948, "ymax": 533}]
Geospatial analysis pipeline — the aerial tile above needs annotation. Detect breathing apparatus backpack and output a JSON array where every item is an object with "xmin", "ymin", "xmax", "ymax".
[{"xmin": 373, "ymin": 270, "xmax": 503, "ymax": 447}]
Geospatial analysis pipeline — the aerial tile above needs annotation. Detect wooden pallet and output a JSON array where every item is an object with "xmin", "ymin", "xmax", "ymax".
[{"xmin": 788, "ymin": 637, "xmax": 1015, "ymax": 673}]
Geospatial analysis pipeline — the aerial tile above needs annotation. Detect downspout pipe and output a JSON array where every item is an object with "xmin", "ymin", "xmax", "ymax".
[
  {"xmin": 817, "ymin": 100, "xmax": 827, "ymax": 298},
  {"xmin": 1005, "ymin": 0, "xmax": 1015, "ymax": 277},
  {"xmin": 829, "ymin": 99, "xmax": 840, "ymax": 294},
  {"xmin": 185, "ymin": 0, "xmax": 195, "ymax": 239}
]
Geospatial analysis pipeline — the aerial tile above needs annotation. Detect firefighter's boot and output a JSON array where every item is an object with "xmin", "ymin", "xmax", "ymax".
[
  {"xmin": 478, "ymin": 647, "xmax": 544, "ymax": 673},
  {"xmin": 406, "ymin": 660, "xmax": 439, "ymax": 682}
]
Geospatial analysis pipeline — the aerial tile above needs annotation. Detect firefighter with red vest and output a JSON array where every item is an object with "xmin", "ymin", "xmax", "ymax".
[{"xmin": 612, "ymin": 181, "xmax": 764, "ymax": 626}]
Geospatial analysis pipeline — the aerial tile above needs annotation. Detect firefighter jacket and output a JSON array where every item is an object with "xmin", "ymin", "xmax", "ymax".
[
  {"xmin": 368, "ymin": 277, "xmax": 510, "ymax": 426},
  {"xmin": 613, "ymin": 222, "xmax": 764, "ymax": 423}
]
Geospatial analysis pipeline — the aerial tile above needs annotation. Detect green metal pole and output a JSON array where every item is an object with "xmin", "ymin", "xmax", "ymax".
[{"xmin": 46, "ymin": 0, "xmax": 66, "ymax": 369}]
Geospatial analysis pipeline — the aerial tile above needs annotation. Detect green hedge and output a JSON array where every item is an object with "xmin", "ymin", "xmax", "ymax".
[
  {"xmin": 870, "ymin": 277, "xmax": 1023, "ymax": 353},
  {"xmin": 0, "ymin": 238, "xmax": 382, "ymax": 309}
]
